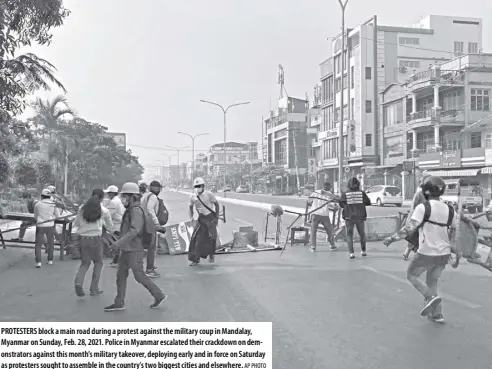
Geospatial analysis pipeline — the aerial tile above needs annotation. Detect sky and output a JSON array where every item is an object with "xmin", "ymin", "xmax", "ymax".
[{"xmin": 21, "ymin": 0, "xmax": 492, "ymax": 171}]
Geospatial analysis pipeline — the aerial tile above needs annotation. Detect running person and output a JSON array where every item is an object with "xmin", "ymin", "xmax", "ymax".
[
  {"xmin": 188, "ymin": 177, "xmax": 220, "ymax": 266},
  {"xmin": 383, "ymin": 176, "xmax": 456, "ymax": 323}
]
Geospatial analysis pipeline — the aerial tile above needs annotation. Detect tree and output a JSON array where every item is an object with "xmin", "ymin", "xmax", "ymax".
[
  {"xmin": 35, "ymin": 160, "xmax": 55, "ymax": 189},
  {"xmin": 0, "ymin": 153, "xmax": 9, "ymax": 184},
  {"xmin": 15, "ymin": 156, "xmax": 37, "ymax": 189},
  {"xmin": 0, "ymin": 0, "xmax": 70, "ymax": 120}
]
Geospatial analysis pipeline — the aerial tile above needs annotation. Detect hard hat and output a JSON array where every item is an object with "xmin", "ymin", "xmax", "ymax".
[
  {"xmin": 193, "ymin": 177, "xmax": 205, "ymax": 187},
  {"xmin": 47, "ymin": 185, "xmax": 56, "ymax": 193},
  {"xmin": 41, "ymin": 188, "xmax": 52, "ymax": 197},
  {"xmin": 104, "ymin": 185, "xmax": 119, "ymax": 193},
  {"xmin": 270, "ymin": 204, "xmax": 284, "ymax": 217},
  {"xmin": 421, "ymin": 176, "xmax": 446, "ymax": 197},
  {"xmin": 120, "ymin": 182, "xmax": 140, "ymax": 194}
]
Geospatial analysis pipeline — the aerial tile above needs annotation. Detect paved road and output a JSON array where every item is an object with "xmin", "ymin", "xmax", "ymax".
[
  {"xmin": 177, "ymin": 189, "xmax": 409, "ymax": 218},
  {"xmin": 1, "ymin": 191, "xmax": 491, "ymax": 369}
]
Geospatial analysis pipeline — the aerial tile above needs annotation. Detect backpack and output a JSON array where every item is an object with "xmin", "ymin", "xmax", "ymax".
[
  {"xmin": 127, "ymin": 205, "xmax": 156, "ymax": 248},
  {"xmin": 27, "ymin": 198, "xmax": 38, "ymax": 214},
  {"xmin": 143, "ymin": 193, "xmax": 169, "ymax": 226},
  {"xmin": 405, "ymin": 201, "xmax": 454, "ymax": 250}
]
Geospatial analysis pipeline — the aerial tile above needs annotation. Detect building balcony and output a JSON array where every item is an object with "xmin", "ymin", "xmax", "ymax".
[
  {"xmin": 440, "ymin": 109, "xmax": 465, "ymax": 125},
  {"xmin": 407, "ymin": 109, "xmax": 436, "ymax": 129},
  {"xmin": 407, "ymin": 68, "xmax": 464, "ymax": 93},
  {"xmin": 407, "ymin": 109, "xmax": 465, "ymax": 130}
]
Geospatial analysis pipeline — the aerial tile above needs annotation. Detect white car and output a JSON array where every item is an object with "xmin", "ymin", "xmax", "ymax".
[{"xmin": 365, "ymin": 185, "xmax": 403, "ymax": 207}]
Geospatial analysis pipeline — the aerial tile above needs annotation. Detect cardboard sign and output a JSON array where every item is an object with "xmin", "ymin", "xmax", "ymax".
[{"xmin": 165, "ymin": 221, "xmax": 194, "ymax": 255}]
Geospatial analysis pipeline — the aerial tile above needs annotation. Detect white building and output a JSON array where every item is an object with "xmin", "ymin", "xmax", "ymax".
[{"xmin": 312, "ymin": 14, "xmax": 483, "ymax": 189}]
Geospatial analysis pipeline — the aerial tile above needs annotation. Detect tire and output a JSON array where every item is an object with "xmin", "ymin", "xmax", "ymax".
[{"xmin": 377, "ymin": 198, "xmax": 383, "ymax": 207}]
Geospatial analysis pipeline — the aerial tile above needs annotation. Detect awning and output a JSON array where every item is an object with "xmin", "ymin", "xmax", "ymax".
[
  {"xmin": 481, "ymin": 167, "xmax": 492, "ymax": 174},
  {"xmin": 423, "ymin": 169, "xmax": 480, "ymax": 177}
]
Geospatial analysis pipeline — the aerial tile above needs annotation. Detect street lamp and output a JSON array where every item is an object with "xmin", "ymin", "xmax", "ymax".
[
  {"xmin": 199, "ymin": 99, "xmax": 250, "ymax": 186},
  {"xmin": 338, "ymin": 0, "xmax": 348, "ymax": 195},
  {"xmin": 165, "ymin": 146, "xmax": 189, "ymax": 186},
  {"xmin": 177, "ymin": 131, "xmax": 209, "ymax": 180}
]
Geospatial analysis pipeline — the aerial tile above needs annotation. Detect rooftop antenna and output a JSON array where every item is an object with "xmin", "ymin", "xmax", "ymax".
[{"xmin": 278, "ymin": 64, "xmax": 285, "ymax": 100}]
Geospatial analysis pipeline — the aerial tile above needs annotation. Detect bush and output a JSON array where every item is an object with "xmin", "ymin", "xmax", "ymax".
[{"xmin": 0, "ymin": 154, "xmax": 9, "ymax": 184}]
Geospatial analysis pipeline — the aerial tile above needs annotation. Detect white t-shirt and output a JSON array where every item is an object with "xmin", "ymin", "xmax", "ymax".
[
  {"xmin": 189, "ymin": 190, "xmax": 217, "ymax": 216},
  {"xmin": 411, "ymin": 199, "xmax": 457, "ymax": 256}
]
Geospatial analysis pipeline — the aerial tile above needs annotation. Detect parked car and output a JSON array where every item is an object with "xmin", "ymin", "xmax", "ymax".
[
  {"xmin": 365, "ymin": 185, "xmax": 403, "ymax": 207},
  {"xmin": 222, "ymin": 186, "xmax": 232, "ymax": 192},
  {"xmin": 236, "ymin": 185, "xmax": 249, "ymax": 193},
  {"xmin": 441, "ymin": 178, "xmax": 483, "ymax": 213}
]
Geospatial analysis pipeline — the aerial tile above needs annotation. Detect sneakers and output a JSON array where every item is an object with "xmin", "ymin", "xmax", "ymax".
[
  {"xmin": 75, "ymin": 285, "xmax": 85, "ymax": 297},
  {"xmin": 109, "ymin": 262, "xmax": 118, "ymax": 268},
  {"xmin": 349, "ymin": 253, "xmax": 355, "ymax": 259},
  {"xmin": 104, "ymin": 304, "xmax": 126, "ymax": 312},
  {"xmin": 421, "ymin": 296, "xmax": 442, "ymax": 316},
  {"xmin": 361, "ymin": 251, "xmax": 367, "ymax": 257},
  {"xmin": 36, "ymin": 262, "xmax": 41, "ymax": 268},
  {"xmin": 330, "ymin": 245, "xmax": 338, "ymax": 251},
  {"xmin": 145, "ymin": 270, "xmax": 160, "ymax": 278},
  {"xmin": 150, "ymin": 295, "xmax": 167, "ymax": 309},
  {"xmin": 90, "ymin": 290, "xmax": 103, "ymax": 296},
  {"xmin": 47, "ymin": 260, "xmax": 53, "ymax": 265},
  {"xmin": 428, "ymin": 313, "xmax": 445, "ymax": 323},
  {"xmin": 209, "ymin": 255, "xmax": 215, "ymax": 263},
  {"xmin": 309, "ymin": 246, "xmax": 316, "ymax": 252}
]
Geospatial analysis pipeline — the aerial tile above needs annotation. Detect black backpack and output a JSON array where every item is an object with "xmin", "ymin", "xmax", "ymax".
[{"xmin": 405, "ymin": 201, "xmax": 454, "ymax": 250}]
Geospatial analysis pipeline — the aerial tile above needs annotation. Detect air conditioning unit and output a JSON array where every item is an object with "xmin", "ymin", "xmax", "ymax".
[{"xmin": 399, "ymin": 66, "xmax": 407, "ymax": 74}]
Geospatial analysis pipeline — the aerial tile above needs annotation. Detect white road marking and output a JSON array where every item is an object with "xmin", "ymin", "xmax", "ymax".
[
  {"xmin": 233, "ymin": 218, "xmax": 253, "ymax": 225},
  {"xmin": 360, "ymin": 265, "xmax": 482, "ymax": 310}
]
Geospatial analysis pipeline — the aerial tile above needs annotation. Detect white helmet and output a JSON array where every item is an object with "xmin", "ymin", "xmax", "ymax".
[
  {"xmin": 104, "ymin": 185, "xmax": 119, "ymax": 193},
  {"xmin": 47, "ymin": 185, "xmax": 56, "ymax": 193},
  {"xmin": 120, "ymin": 182, "xmax": 140, "ymax": 194},
  {"xmin": 193, "ymin": 177, "xmax": 205, "ymax": 187}
]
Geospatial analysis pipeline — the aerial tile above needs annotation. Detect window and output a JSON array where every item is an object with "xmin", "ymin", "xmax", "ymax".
[
  {"xmin": 321, "ymin": 76, "xmax": 333, "ymax": 104},
  {"xmin": 343, "ymin": 74, "xmax": 347, "ymax": 89},
  {"xmin": 365, "ymin": 100, "xmax": 372, "ymax": 113},
  {"xmin": 454, "ymin": 41, "xmax": 464, "ymax": 54},
  {"xmin": 399, "ymin": 37, "xmax": 419, "ymax": 45},
  {"xmin": 443, "ymin": 90, "xmax": 461, "ymax": 111},
  {"xmin": 365, "ymin": 67, "xmax": 372, "ymax": 80},
  {"xmin": 470, "ymin": 132, "xmax": 481, "ymax": 148},
  {"xmin": 468, "ymin": 42, "xmax": 478, "ymax": 54},
  {"xmin": 351, "ymin": 66, "xmax": 354, "ymax": 88},
  {"xmin": 343, "ymin": 104, "xmax": 348, "ymax": 120},
  {"xmin": 335, "ymin": 77, "xmax": 341, "ymax": 92},
  {"xmin": 399, "ymin": 60, "xmax": 420, "ymax": 68},
  {"xmin": 471, "ymin": 89, "xmax": 490, "ymax": 111},
  {"xmin": 351, "ymin": 98, "xmax": 355, "ymax": 119},
  {"xmin": 335, "ymin": 55, "xmax": 341, "ymax": 74},
  {"xmin": 383, "ymin": 100, "xmax": 404, "ymax": 127},
  {"xmin": 343, "ymin": 51, "xmax": 348, "ymax": 71},
  {"xmin": 486, "ymin": 134, "xmax": 492, "ymax": 149},
  {"xmin": 365, "ymin": 134, "xmax": 372, "ymax": 147},
  {"xmin": 334, "ymin": 107, "xmax": 340, "ymax": 122}
]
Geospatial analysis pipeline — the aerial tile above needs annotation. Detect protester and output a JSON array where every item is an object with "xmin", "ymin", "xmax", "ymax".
[
  {"xmin": 73, "ymin": 189, "xmax": 115, "ymax": 297},
  {"xmin": 339, "ymin": 177, "xmax": 371, "ymax": 259},
  {"xmin": 383, "ymin": 176, "xmax": 456, "ymax": 323},
  {"xmin": 104, "ymin": 182, "xmax": 166, "ymax": 311},
  {"xmin": 140, "ymin": 180, "xmax": 162, "ymax": 278},
  {"xmin": 104, "ymin": 185, "xmax": 126, "ymax": 268},
  {"xmin": 33, "ymin": 189, "xmax": 60, "ymax": 268},
  {"xmin": 402, "ymin": 173, "xmax": 432, "ymax": 260},
  {"xmin": 307, "ymin": 182, "xmax": 339, "ymax": 252},
  {"xmin": 11, "ymin": 192, "xmax": 38, "ymax": 243},
  {"xmin": 188, "ymin": 177, "xmax": 219, "ymax": 266},
  {"xmin": 139, "ymin": 182, "xmax": 148, "ymax": 196}
]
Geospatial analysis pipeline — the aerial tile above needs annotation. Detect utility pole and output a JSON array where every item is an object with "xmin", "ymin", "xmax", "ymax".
[
  {"xmin": 338, "ymin": 0, "xmax": 349, "ymax": 195},
  {"xmin": 165, "ymin": 146, "xmax": 189, "ymax": 186},
  {"xmin": 199, "ymin": 99, "xmax": 250, "ymax": 187}
]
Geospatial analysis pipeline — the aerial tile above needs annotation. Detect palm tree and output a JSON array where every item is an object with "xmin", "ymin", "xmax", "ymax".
[
  {"xmin": 0, "ymin": 53, "xmax": 67, "ymax": 119},
  {"xmin": 33, "ymin": 95, "xmax": 76, "ymax": 193}
]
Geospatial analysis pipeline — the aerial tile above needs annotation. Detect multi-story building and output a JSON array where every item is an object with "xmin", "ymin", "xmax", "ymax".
[
  {"xmin": 206, "ymin": 141, "xmax": 259, "ymax": 183},
  {"xmin": 263, "ymin": 96, "xmax": 309, "ymax": 192},
  {"xmin": 316, "ymin": 14, "xmax": 483, "ymax": 191},
  {"xmin": 379, "ymin": 53, "xmax": 492, "ymax": 200}
]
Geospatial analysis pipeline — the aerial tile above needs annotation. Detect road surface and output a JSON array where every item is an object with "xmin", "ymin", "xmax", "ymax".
[{"xmin": 0, "ymin": 191, "xmax": 491, "ymax": 369}]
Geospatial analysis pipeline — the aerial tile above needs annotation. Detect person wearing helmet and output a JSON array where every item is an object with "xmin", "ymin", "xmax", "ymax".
[
  {"xmin": 104, "ymin": 182, "xmax": 166, "ymax": 312},
  {"xmin": 384, "ymin": 176, "xmax": 456, "ymax": 323},
  {"xmin": 339, "ymin": 177, "xmax": 371, "ymax": 259},
  {"xmin": 402, "ymin": 173, "xmax": 432, "ymax": 260},
  {"xmin": 307, "ymin": 182, "xmax": 339, "ymax": 252},
  {"xmin": 33, "ymin": 189, "xmax": 61, "ymax": 268},
  {"xmin": 188, "ymin": 177, "xmax": 220, "ymax": 266},
  {"xmin": 103, "ymin": 185, "xmax": 126, "ymax": 268},
  {"xmin": 140, "ymin": 180, "xmax": 163, "ymax": 278}
]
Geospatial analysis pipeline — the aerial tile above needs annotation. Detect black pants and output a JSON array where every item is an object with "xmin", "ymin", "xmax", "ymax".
[
  {"xmin": 111, "ymin": 232, "xmax": 121, "ymax": 264},
  {"xmin": 35, "ymin": 226, "xmax": 55, "ymax": 263},
  {"xmin": 143, "ymin": 232, "xmax": 156, "ymax": 271},
  {"xmin": 345, "ymin": 219, "xmax": 366, "ymax": 253}
]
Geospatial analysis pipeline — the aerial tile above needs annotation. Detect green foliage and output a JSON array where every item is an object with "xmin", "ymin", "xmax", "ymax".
[
  {"xmin": 15, "ymin": 156, "xmax": 37, "ymax": 188},
  {"xmin": 0, "ymin": 153, "xmax": 9, "ymax": 183},
  {"xmin": 35, "ymin": 160, "xmax": 54, "ymax": 188}
]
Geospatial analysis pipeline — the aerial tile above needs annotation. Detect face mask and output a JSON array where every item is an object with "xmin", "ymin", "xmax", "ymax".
[{"xmin": 195, "ymin": 186, "xmax": 204, "ymax": 194}]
